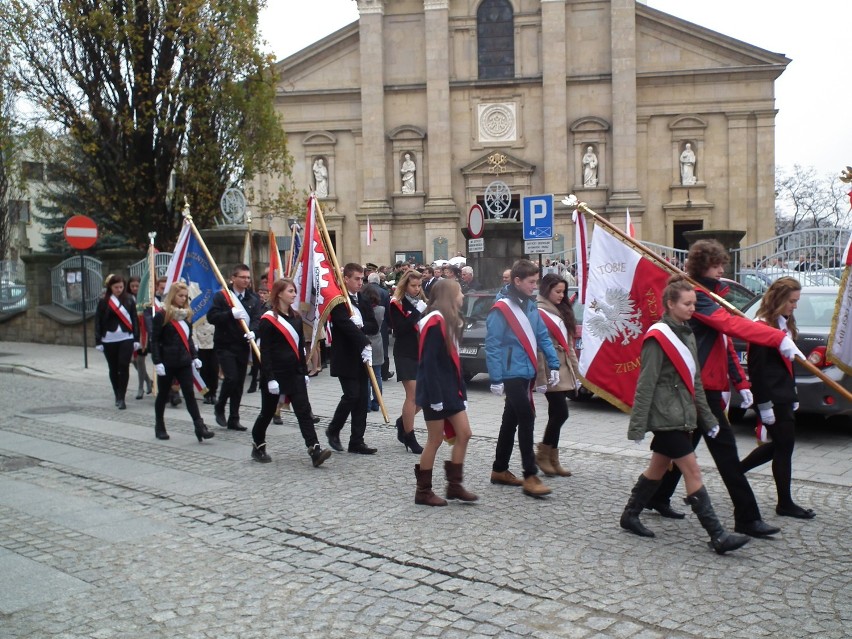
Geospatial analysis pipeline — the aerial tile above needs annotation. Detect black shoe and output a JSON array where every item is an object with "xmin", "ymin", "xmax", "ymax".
[
  {"xmin": 203, "ymin": 394, "xmax": 216, "ymax": 405},
  {"xmin": 311, "ymin": 414, "xmax": 321, "ymax": 424},
  {"xmin": 646, "ymin": 501, "xmax": 686, "ymax": 519},
  {"xmin": 146, "ymin": 380, "xmax": 153, "ymax": 395},
  {"xmin": 155, "ymin": 419, "xmax": 169, "ymax": 440},
  {"xmin": 734, "ymin": 520, "xmax": 781, "ymax": 537},
  {"xmin": 214, "ymin": 411, "xmax": 227, "ymax": 428},
  {"xmin": 272, "ymin": 414, "xmax": 284, "ymax": 425},
  {"xmin": 135, "ymin": 390, "xmax": 144, "ymax": 400},
  {"xmin": 309, "ymin": 444, "xmax": 332, "ymax": 467},
  {"xmin": 326, "ymin": 429, "xmax": 343, "ymax": 452},
  {"xmin": 117, "ymin": 399, "xmax": 127, "ymax": 410},
  {"xmin": 247, "ymin": 382, "xmax": 257, "ymax": 394},
  {"xmin": 395, "ymin": 417, "xmax": 404, "ymax": 443},
  {"xmin": 227, "ymin": 417, "xmax": 247, "ymax": 432},
  {"xmin": 382, "ymin": 372, "xmax": 395, "ymax": 381},
  {"xmin": 776, "ymin": 504, "xmax": 816, "ymax": 519},
  {"xmin": 347, "ymin": 442, "xmax": 377, "ymax": 455},
  {"xmin": 251, "ymin": 442, "xmax": 272, "ymax": 463},
  {"xmin": 170, "ymin": 393, "xmax": 182, "ymax": 407},
  {"xmin": 402, "ymin": 429, "xmax": 423, "ymax": 454}
]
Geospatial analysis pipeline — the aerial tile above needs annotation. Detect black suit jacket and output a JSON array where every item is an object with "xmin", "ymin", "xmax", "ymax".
[
  {"xmin": 329, "ymin": 292, "xmax": 377, "ymax": 378},
  {"xmin": 150, "ymin": 312, "xmax": 197, "ymax": 369},
  {"xmin": 207, "ymin": 288, "xmax": 262, "ymax": 351}
]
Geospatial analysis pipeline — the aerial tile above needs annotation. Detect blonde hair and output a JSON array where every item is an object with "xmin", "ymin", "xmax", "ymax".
[
  {"xmin": 426, "ymin": 279, "xmax": 463, "ymax": 355},
  {"xmin": 162, "ymin": 282, "xmax": 193, "ymax": 323},
  {"xmin": 392, "ymin": 270, "xmax": 423, "ymax": 302}
]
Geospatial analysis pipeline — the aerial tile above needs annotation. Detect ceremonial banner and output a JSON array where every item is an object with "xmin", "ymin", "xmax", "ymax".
[
  {"xmin": 164, "ymin": 223, "xmax": 221, "ymax": 320},
  {"xmin": 267, "ymin": 230, "xmax": 284, "ymax": 285},
  {"xmin": 827, "ymin": 232, "xmax": 852, "ymax": 375},
  {"xmin": 578, "ymin": 225, "xmax": 670, "ymax": 412},
  {"xmin": 573, "ymin": 208, "xmax": 589, "ymax": 304}
]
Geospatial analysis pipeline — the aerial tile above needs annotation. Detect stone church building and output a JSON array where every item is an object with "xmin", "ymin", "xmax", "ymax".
[{"xmin": 256, "ymin": 0, "xmax": 789, "ymax": 267}]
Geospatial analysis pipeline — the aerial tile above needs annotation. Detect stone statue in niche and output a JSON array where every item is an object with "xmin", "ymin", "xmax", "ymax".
[
  {"xmin": 680, "ymin": 143, "xmax": 697, "ymax": 185},
  {"xmin": 313, "ymin": 157, "xmax": 329, "ymax": 197},
  {"xmin": 582, "ymin": 146, "xmax": 598, "ymax": 187},
  {"xmin": 401, "ymin": 153, "xmax": 416, "ymax": 194}
]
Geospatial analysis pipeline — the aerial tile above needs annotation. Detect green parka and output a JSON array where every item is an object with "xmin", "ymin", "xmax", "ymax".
[{"xmin": 628, "ymin": 315, "xmax": 717, "ymax": 442}]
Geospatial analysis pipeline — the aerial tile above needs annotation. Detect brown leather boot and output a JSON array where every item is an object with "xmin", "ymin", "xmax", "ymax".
[
  {"xmin": 550, "ymin": 447, "xmax": 572, "ymax": 477},
  {"xmin": 535, "ymin": 443, "xmax": 557, "ymax": 476},
  {"xmin": 490, "ymin": 470, "xmax": 523, "ymax": 486},
  {"xmin": 414, "ymin": 464, "xmax": 447, "ymax": 506},
  {"xmin": 444, "ymin": 461, "xmax": 479, "ymax": 502},
  {"xmin": 522, "ymin": 474, "xmax": 552, "ymax": 497}
]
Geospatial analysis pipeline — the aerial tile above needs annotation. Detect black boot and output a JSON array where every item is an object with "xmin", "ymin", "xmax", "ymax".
[
  {"xmin": 227, "ymin": 415, "xmax": 247, "ymax": 431},
  {"xmin": 646, "ymin": 499, "xmax": 686, "ymax": 519},
  {"xmin": 169, "ymin": 390, "xmax": 181, "ymax": 407},
  {"xmin": 402, "ymin": 429, "xmax": 423, "ymax": 454},
  {"xmin": 395, "ymin": 416, "xmax": 404, "ymax": 443},
  {"xmin": 685, "ymin": 486, "xmax": 750, "ymax": 554},
  {"xmin": 203, "ymin": 392, "xmax": 216, "ymax": 405},
  {"xmin": 251, "ymin": 442, "xmax": 272, "ymax": 463},
  {"xmin": 308, "ymin": 444, "xmax": 332, "ymax": 467},
  {"xmin": 155, "ymin": 418, "xmax": 169, "ymax": 440},
  {"xmin": 193, "ymin": 418, "xmax": 215, "ymax": 443},
  {"xmin": 620, "ymin": 474, "xmax": 660, "ymax": 538}
]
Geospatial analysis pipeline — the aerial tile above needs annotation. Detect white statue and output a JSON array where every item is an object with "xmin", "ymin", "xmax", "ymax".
[
  {"xmin": 680, "ymin": 143, "xmax": 696, "ymax": 185},
  {"xmin": 582, "ymin": 146, "xmax": 598, "ymax": 187},
  {"xmin": 313, "ymin": 158, "xmax": 329, "ymax": 197},
  {"xmin": 401, "ymin": 153, "xmax": 416, "ymax": 194}
]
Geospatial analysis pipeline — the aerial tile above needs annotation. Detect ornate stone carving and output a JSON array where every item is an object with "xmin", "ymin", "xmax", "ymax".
[{"xmin": 478, "ymin": 102, "xmax": 517, "ymax": 143}]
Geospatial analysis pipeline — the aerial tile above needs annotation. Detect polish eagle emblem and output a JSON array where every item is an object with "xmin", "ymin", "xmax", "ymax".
[{"xmin": 586, "ymin": 287, "xmax": 643, "ymax": 345}]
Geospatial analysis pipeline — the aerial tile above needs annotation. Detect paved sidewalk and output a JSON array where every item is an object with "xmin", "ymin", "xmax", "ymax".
[{"xmin": 1, "ymin": 341, "xmax": 850, "ymax": 638}]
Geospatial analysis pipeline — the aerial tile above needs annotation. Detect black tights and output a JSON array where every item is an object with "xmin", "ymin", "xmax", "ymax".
[
  {"xmin": 102, "ymin": 340, "xmax": 134, "ymax": 399},
  {"xmin": 155, "ymin": 365, "xmax": 202, "ymax": 422},
  {"xmin": 741, "ymin": 403, "xmax": 797, "ymax": 507},
  {"xmin": 542, "ymin": 391, "xmax": 569, "ymax": 447}
]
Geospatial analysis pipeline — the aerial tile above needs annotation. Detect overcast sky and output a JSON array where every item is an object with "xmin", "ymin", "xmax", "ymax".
[{"xmin": 259, "ymin": 0, "xmax": 850, "ymax": 179}]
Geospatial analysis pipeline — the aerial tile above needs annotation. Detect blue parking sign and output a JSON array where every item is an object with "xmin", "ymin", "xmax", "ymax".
[{"xmin": 522, "ymin": 194, "xmax": 553, "ymax": 240}]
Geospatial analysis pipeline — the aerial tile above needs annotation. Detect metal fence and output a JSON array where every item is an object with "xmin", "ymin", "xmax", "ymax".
[
  {"xmin": 730, "ymin": 228, "xmax": 851, "ymax": 276},
  {"xmin": 50, "ymin": 255, "xmax": 103, "ymax": 315},
  {"xmin": 0, "ymin": 259, "xmax": 27, "ymax": 312},
  {"xmin": 128, "ymin": 252, "xmax": 174, "ymax": 281}
]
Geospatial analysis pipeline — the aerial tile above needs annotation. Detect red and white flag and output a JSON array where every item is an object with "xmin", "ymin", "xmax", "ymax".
[
  {"xmin": 366, "ymin": 218, "xmax": 375, "ymax": 246},
  {"xmin": 625, "ymin": 208, "xmax": 636, "ymax": 238},
  {"xmin": 573, "ymin": 208, "xmax": 589, "ymax": 304},
  {"xmin": 827, "ymin": 232, "xmax": 852, "ymax": 375},
  {"xmin": 267, "ymin": 229, "xmax": 283, "ymax": 285},
  {"xmin": 578, "ymin": 225, "xmax": 670, "ymax": 412},
  {"xmin": 293, "ymin": 196, "xmax": 317, "ymax": 306}
]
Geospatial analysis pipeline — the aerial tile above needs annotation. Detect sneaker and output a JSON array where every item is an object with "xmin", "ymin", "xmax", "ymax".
[{"xmin": 309, "ymin": 444, "xmax": 332, "ymax": 467}]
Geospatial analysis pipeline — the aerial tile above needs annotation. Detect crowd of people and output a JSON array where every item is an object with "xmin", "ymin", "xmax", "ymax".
[{"xmin": 93, "ymin": 239, "xmax": 815, "ymax": 553}]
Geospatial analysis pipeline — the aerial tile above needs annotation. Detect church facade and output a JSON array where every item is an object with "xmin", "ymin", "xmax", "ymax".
[{"xmin": 257, "ymin": 0, "xmax": 789, "ymax": 266}]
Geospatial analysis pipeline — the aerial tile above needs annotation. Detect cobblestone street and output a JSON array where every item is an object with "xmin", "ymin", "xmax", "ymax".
[{"xmin": 1, "ymin": 343, "xmax": 850, "ymax": 638}]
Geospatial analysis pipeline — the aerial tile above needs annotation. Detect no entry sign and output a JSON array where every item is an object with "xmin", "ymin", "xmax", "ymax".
[{"xmin": 64, "ymin": 215, "xmax": 98, "ymax": 250}]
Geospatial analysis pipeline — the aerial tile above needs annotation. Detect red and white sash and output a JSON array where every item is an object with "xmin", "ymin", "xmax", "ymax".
[
  {"xmin": 108, "ymin": 295, "xmax": 134, "ymax": 332},
  {"xmin": 261, "ymin": 310, "xmax": 301, "ymax": 358},
  {"xmin": 171, "ymin": 319, "xmax": 192, "ymax": 353},
  {"xmin": 538, "ymin": 308, "xmax": 571, "ymax": 353},
  {"xmin": 755, "ymin": 318, "xmax": 794, "ymax": 376},
  {"xmin": 492, "ymin": 298, "xmax": 537, "ymax": 370},
  {"xmin": 645, "ymin": 322, "xmax": 696, "ymax": 397},
  {"xmin": 418, "ymin": 311, "xmax": 463, "ymax": 390},
  {"xmin": 390, "ymin": 298, "xmax": 410, "ymax": 318}
]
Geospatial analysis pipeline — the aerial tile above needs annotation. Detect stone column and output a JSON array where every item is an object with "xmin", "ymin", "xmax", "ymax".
[
  {"xmin": 754, "ymin": 111, "xmax": 778, "ymax": 243},
  {"xmin": 607, "ymin": 0, "xmax": 643, "ymax": 212},
  {"xmin": 357, "ymin": 0, "xmax": 391, "ymax": 216},
  {"xmin": 726, "ymin": 113, "xmax": 750, "ymax": 231},
  {"xmin": 423, "ymin": 0, "xmax": 457, "ymax": 215},
  {"xmin": 541, "ymin": 0, "xmax": 569, "ymax": 198}
]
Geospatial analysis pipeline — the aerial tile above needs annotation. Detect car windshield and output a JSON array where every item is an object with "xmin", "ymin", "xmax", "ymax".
[{"xmin": 743, "ymin": 289, "xmax": 837, "ymax": 330}]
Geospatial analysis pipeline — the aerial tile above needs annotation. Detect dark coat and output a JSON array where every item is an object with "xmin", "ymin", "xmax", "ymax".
[
  {"xmin": 748, "ymin": 325, "xmax": 798, "ymax": 405},
  {"xmin": 94, "ymin": 295, "xmax": 139, "ymax": 346},
  {"xmin": 207, "ymin": 288, "xmax": 262, "ymax": 351},
  {"xmin": 329, "ymin": 292, "xmax": 377, "ymax": 378},
  {"xmin": 389, "ymin": 297, "xmax": 423, "ymax": 360},
  {"xmin": 415, "ymin": 315, "xmax": 467, "ymax": 412},
  {"xmin": 258, "ymin": 311, "xmax": 308, "ymax": 396},
  {"xmin": 150, "ymin": 313, "xmax": 197, "ymax": 369}
]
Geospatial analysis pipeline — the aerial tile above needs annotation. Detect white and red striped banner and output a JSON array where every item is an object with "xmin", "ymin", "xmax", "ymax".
[{"xmin": 827, "ymin": 232, "xmax": 852, "ymax": 375}]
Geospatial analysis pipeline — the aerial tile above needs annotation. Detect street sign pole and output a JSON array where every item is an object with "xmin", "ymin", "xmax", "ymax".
[{"xmin": 81, "ymin": 253, "xmax": 88, "ymax": 368}]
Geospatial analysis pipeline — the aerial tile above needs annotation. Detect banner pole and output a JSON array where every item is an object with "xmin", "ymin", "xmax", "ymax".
[
  {"xmin": 570, "ymin": 195, "xmax": 852, "ymax": 403},
  {"xmin": 314, "ymin": 199, "xmax": 389, "ymax": 423},
  {"xmin": 148, "ymin": 232, "xmax": 158, "ymax": 396}
]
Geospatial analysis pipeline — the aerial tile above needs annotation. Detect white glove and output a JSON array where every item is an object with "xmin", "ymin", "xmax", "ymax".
[
  {"xmin": 548, "ymin": 370, "xmax": 560, "ymax": 386},
  {"xmin": 244, "ymin": 331, "xmax": 256, "ymax": 341},
  {"xmin": 95, "ymin": 344, "xmax": 104, "ymax": 352},
  {"xmin": 231, "ymin": 307, "xmax": 249, "ymax": 322},
  {"xmin": 535, "ymin": 385, "xmax": 548, "ymax": 394},
  {"xmin": 193, "ymin": 358, "xmax": 202, "ymax": 369},
  {"xmin": 154, "ymin": 363, "xmax": 166, "ymax": 376},
  {"xmin": 351, "ymin": 313, "xmax": 364, "ymax": 328},
  {"xmin": 133, "ymin": 342, "xmax": 141, "ymax": 351},
  {"xmin": 707, "ymin": 425, "xmax": 720, "ymax": 439},
  {"xmin": 267, "ymin": 380, "xmax": 280, "ymax": 395},
  {"xmin": 490, "ymin": 383, "xmax": 504, "ymax": 396},
  {"xmin": 305, "ymin": 375, "xmax": 310, "ymax": 386},
  {"xmin": 739, "ymin": 388, "xmax": 753, "ymax": 409},
  {"xmin": 633, "ymin": 438, "xmax": 644, "ymax": 446},
  {"xmin": 758, "ymin": 402, "xmax": 775, "ymax": 425},
  {"xmin": 575, "ymin": 379, "xmax": 582, "ymax": 390},
  {"xmin": 792, "ymin": 402, "xmax": 799, "ymax": 412},
  {"xmin": 415, "ymin": 300, "xmax": 427, "ymax": 313},
  {"xmin": 430, "ymin": 402, "xmax": 444, "ymax": 411},
  {"xmin": 779, "ymin": 335, "xmax": 805, "ymax": 361},
  {"xmin": 360, "ymin": 345, "xmax": 372, "ymax": 365},
  {"xmin": 463, "ymin": 400, "xmax": 468, "ymax": 410}
]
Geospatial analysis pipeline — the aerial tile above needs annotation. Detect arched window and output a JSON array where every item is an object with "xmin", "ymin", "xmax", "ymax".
[{"xmin": 477, "ymin": 0, "xmax": 514, "ymax": 80}]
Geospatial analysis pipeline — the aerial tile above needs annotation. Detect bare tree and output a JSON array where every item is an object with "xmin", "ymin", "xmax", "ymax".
[{"xmin": 775, "ymin": 165, "xmax": 850, "ymax": 234}]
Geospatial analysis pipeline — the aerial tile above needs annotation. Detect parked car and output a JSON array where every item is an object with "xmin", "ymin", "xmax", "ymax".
[
  {"xmin": 730, "ymin": 286, "xmax": 852, "ymax": 419},
  {"xmin": 738, "ymin": 268, "xmax": 839, "ymax": 295}
]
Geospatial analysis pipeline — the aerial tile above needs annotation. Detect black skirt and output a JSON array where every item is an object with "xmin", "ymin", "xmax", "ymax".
[
  {"xmin": 394, "ymin": 355, "xmax": 419, "ymax": 382},
  {"xmin": 650, "ymin": 430, "xmax": 695, "ymax": 459},
  {"xmin": 422, "ymin": 405, "xmax": 464, "ymax": 422}
]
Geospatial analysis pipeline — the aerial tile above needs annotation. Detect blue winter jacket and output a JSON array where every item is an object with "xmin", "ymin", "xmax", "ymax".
[{"xmin": 485, "ymin": 287, "xmax": 560, "ymax": 383}]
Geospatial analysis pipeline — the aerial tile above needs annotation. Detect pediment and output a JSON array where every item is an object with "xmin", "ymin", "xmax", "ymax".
[
  {"xmin": 273, "ymin": 22, "xmax": 361, "ymax": 93},
  {"xmin": 460, "ymin": 151, "xmax": 535, "ymax": 176},
  {"xmin": 636, "ymin": 5, "xmax": 790, "ymax": 75}
]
